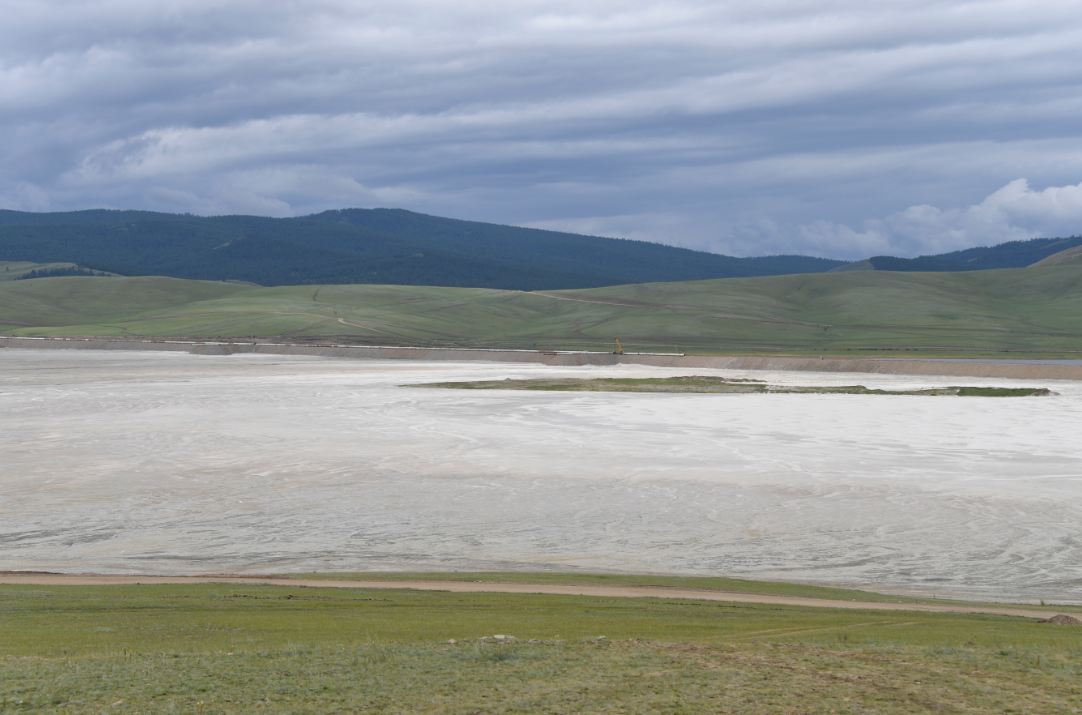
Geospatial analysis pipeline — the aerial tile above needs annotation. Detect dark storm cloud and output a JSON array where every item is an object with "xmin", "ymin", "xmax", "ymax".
[{"xmin": 3, "ymin": 0, "xmax": 1082, "ymax": 258}]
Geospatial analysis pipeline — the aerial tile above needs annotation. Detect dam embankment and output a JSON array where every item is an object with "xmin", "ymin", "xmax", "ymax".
[{"xmin": 3, "ymin": 335, "xmax": 1081, "ymax": 380}]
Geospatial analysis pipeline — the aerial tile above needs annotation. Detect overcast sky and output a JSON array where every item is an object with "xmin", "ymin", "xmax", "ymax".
[{"xmin": 3, "ymin": 1, "xmax": 1082, "ymax": 258}]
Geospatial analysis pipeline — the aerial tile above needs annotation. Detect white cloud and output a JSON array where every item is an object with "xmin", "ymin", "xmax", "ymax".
[
  {"xmin": 784, "ymin": 179, "xmax": 1082, "ymax": 258},
  {"xmin": 0, "ymin": 181, "xmax": 51, "ymax": 212},
  {"xmin": 4, "ymin": 1, "xmax": 1082, "ymax": 258}
]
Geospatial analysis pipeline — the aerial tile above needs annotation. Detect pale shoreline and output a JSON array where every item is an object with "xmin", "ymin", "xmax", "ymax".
[{"xmin": 4, "ymin": 334, "xmax": 1082, "ymax": 380}]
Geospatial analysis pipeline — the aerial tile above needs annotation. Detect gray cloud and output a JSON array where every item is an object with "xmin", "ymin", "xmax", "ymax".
[{"xmin": 3, "ymin": 0, "xmax": 1082, "ymax": 258}]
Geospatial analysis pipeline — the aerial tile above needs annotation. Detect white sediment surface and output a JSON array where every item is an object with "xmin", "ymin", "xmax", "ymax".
[{"xmin": 1, "ymin": 349, "xmax": 1080, "ymax": 602}]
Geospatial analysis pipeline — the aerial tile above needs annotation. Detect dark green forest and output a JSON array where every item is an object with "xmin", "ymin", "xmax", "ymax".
[
  {"xmin": 865, "ymin": 236, "xmax": 1082, "ymax": 271},
  {"xmin": 1, "ymin": 208, "xmax": 1077, "ymax": 289},
  {"xmin": 0, "ymin": 209, "xmax": 842, "ymax": 290},
  {"xmin": 14, "ymin": 266, "xmax": 111, "ymax": 280}
]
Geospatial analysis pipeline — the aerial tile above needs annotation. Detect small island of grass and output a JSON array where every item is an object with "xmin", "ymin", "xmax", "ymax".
[{"xmin": 410, "ymin": 376, "xmax": 1052, "ymax": 397}]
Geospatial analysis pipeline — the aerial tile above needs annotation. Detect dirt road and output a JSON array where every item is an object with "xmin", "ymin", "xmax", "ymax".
[{"xmin": 0, "ymin": 574, "xmax": 1073, "ymax": 620}]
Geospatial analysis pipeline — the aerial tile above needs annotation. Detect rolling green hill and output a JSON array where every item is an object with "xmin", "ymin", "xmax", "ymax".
[
  {"xmin": 0, "ymin": 208, "xmax": 842, "ymax": 290},
  {"xmin": 1031, "ymin": 244, "xmax": 1082, "ymax": 268},
  {"xmin": 0, "ymin": 260, "xmax": 112, "ymax": 281},
  {"xmin": 3, "ymin": 264, "xmax": 1082, "ymax": 355}
]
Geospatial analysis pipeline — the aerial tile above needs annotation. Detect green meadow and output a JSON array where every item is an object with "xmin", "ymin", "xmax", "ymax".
[
  {"xmin": 3, "ymin": 263, "xmax": 1082, "ymax": 355},
  {"xmin": 2, "ymin": 580, "xmax": 1081, "ymax": 713}
]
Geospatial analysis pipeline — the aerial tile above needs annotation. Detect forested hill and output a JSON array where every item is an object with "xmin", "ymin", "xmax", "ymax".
[
  {"xmin": 0, "ymin": 209, "xmax": 842, "ymax": 290},
  {"xmin": 861, "ymin": 236, "xmax": 1082, "ymax": 272}
]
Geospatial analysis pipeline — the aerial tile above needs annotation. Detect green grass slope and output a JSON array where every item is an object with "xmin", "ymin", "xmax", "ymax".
[
  {"xmin": 1031, "ymin": 244, "xmax": 1082, "ymax": 268},
  {"xmin": 3, "ymin": 264, "xmax": 1082, "ymax": 355},
  {"xmin": 0, "ymin": 276, "xmax": 247, "ymax": 332},
  {"xmin": 2, "ymin": 583, "xmax": 1081, "ymax": 713},
  {"xmin": 0, "ymin": 260, "xmax": 112, "ymax": 282},
  {"xmin": 0, "ymin": 261, "xmax": 60, "ymax": 281}
]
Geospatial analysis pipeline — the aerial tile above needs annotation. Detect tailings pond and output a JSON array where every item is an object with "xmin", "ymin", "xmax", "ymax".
[{"xmin": 2, "ymin": 349, "xmax": 1079, "ymax": 603}]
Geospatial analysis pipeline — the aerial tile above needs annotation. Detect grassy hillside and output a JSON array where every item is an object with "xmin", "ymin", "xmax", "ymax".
[
  {"xmin": 3, "ymin": 581, "xmax": 1081, "ymax": 713},
  {"xmin": 3, "ymin": 264, "xmax": 1082, "ymax": 355},
  {"xmin": 0, "ymin": 276, "xmax": 246, "ymax": 331},
  {"xmin": 0, "ymin": 208, "xmax": 843, "ymax": 290},
  {"xmin": 1032, "ymin": 244, "xmax": 1082, "ymax": 268},
  {"xmin": 0, "ymin": 260, "xmax": 111, "ymax": 281}
]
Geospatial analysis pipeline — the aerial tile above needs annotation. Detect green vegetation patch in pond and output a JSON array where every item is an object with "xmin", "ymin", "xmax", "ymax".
[{"xmin": 410, "ymin": 376, "xmax": 1052, "ymax": 397}]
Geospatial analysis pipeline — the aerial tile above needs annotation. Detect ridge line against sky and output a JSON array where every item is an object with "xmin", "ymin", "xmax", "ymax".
[{"xmin": 3, "ymin": 1, "xmax": 1082, "ymax": 259}]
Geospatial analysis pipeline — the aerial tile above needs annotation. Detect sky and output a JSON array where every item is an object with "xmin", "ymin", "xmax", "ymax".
[{"xmin": 3, "ymin": 1, "xmax": 1082, "ymax": 259}]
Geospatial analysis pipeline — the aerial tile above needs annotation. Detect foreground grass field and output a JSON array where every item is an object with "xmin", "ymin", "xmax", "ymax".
[
  {"xmin": 3, "ymin": 262, "xmax": 1082, "ymax": 355},
  {"xmin": 2, "ymin": 580, "xmax": 1081, "ymax": 713}
]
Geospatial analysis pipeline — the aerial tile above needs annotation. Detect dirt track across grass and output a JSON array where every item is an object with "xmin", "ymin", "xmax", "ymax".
[{"xmin": 1, "ymin": 574, "xmax": 1074, "ymax": 620}]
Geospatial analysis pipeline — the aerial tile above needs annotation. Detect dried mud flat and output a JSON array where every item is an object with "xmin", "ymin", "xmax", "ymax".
[{"xmin": 1, "ymin": 349, "xmax": 1081, "ymax": 603}]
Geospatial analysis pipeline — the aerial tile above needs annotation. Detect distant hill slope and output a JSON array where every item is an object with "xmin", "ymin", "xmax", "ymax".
[
  {"xmin": 1030, "ymin": 244, "xmax": 1082, "ymax": 268},
  {"xmin": 4, "ymin": 264, "xmax": 1082, "ymax": 355},
  {"xmin": 0, "ymin": 260, "xmax": 113, "ymax": 281},
  {"xmin": 0, "ymin": 209, "xmax": 842, "ymax": 290},
  {"xmin": 862, "ymin": 236, "xmax": 1082, "ymax": 272}
]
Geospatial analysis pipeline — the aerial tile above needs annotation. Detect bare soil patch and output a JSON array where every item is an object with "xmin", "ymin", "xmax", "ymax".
[{"xmin": 0, "ymin": 573, "xmax": 1071, "ymax": 620}]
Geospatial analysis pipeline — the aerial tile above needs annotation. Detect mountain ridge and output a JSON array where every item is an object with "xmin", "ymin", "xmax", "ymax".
[
  {"xmin": 0, "ymin": 207, "xmax": 1079, "ymax": 290},
  {"xmin": 0, "ymin": 208, "xmax": 842, "ymax": 290}
]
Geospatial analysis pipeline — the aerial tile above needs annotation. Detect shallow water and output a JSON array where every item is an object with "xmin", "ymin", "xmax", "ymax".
[{"xmin": 1, "ymin": 349, "xmax": 1080, "ymax": 602}]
